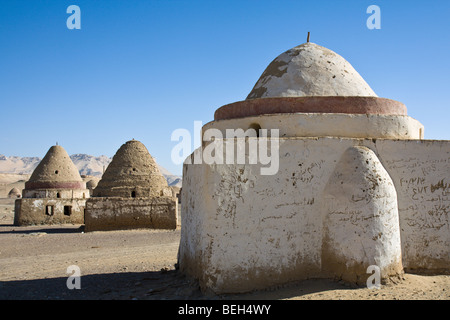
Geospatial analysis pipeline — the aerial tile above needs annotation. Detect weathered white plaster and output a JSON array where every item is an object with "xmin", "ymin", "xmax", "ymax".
[
  {"xmin": 31, "ymin": 199, "xmax": 44, "ymax": 210},
  {"xmin": 322, "ymin": 146, "xmax": 403, "ymax": 283},
  {"xmin": 376, "ymin": 140, "xmax": 450, "ymax": 272},
  {"xmin": 247, "ymin": 42, "xmax": 377, "ymax": 99},
  {"xmin": 179, "ymin": 137, "xmax": 449, "ymax": 294},
  {"xmin": 204, "ymin": 113, "xmax": 424, "ymax": 140}
]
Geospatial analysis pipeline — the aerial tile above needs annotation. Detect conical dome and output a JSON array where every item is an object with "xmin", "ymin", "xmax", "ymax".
[
  {"xmin": 93, "ymin": 140, "xmax": 168, "ymax": 198},
  {"xmin": 25, "ymin": 145, "xmax": 84, "ymax": 190},
  {"xmin": 247, "ymin": 42, "xmax": 377, "ymax": 99}
]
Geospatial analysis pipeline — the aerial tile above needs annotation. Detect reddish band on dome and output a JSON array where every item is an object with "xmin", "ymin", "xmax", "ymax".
[
  {"xmin": 214, "ymin": 96, "xmax": 407, "ymax": 121},
  {"xmin": 25, "ymin": 181, "xmax": 86, "ymax": 190}
]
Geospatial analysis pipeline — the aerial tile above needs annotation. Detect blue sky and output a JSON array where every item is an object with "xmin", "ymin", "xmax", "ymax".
[{"xmin": 1, "ymin": 0, "xmax": 449, "ymax": 175}]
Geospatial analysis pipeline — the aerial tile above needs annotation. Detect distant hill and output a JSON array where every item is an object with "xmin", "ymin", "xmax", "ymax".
[
  {"xmin": 0, "ymin": 154, "xmax": 182, "ymax": 187},
  {"xmin": 68, "ymin": 154, "xmax": 112, "ymax": 177},
  {"xmin": 0, "ymin": 155, "xmax": 41, "ymax": 174}
]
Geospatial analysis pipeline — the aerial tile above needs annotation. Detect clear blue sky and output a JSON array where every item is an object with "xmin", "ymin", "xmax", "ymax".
[{"xmin": 1, "ymin": 0, "xmax": 449, "ymax": 175}]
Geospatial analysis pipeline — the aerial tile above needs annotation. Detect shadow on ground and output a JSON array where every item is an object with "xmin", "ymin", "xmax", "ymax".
[
  {"xmin": 226, "ymin": 278, "xmax": 364, "ymax": 300},
  {"xmin": 0, "ymin": 269, "xmax": 204, "ymax": 300},
  {"xmin": 0, "ymin": 225, "xmax": 83, "ymax": 235},
  {"xmin": 0, "ymin": 267, "xmax": 363, "ymax": 300}
]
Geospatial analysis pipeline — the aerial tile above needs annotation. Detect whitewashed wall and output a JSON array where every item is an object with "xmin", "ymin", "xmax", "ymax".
[{"xmin": 179, "ymin": 137, "xmax": 449, "ymax": 294}]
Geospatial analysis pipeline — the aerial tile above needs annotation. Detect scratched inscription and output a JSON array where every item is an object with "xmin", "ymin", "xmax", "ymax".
[
  {"xmin": 291, "ymin": 160, "xmax": 325, "ymax": 186},
  {"xmin": 212, "ymin": 167, "xmax": 252, "ymax": 225},
  {"xmin": 385, "ymin": 156, "xmax": 449, "ymax": 230}
]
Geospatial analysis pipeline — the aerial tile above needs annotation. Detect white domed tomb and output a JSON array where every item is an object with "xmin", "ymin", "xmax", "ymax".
[{"xmin": 178, "ymin": 41, "xmax": 449, "ymax": 294}]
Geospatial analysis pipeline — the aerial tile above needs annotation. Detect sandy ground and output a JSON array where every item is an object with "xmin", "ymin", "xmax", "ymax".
[{"xmin": 0, "ymin": 198, "xmax": 449, "ymax": 300}]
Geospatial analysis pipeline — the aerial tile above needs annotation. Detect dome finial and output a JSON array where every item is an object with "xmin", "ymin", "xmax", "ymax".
[{"xmin": 307, "ymin": 32, "xmax": 310, "ymax": 43}]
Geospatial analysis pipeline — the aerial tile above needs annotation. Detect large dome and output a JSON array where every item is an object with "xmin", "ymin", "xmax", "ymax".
[
  {"xmin": 93, "ymin": 140, "xmax": 168, "ymax": 198},
  {"xmin": 209, "ymin": 41, "xmax": 423, "ymax": 140},
  {"xmin": 247, "ymin": 42, "xmax": 377, "ymax": 99}
]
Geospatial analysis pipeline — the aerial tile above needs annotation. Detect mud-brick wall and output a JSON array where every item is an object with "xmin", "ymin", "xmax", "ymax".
[
  {"xmin": 84, "ymin": 197, "xmax": 177, "ymax": 232},
  {"xmin": 22, "ymin": 189, "xmax": 88, "ymax": 199},
  {"xmin": 14, "ymin": 198, "xmax": 85, "ymax": 225}
]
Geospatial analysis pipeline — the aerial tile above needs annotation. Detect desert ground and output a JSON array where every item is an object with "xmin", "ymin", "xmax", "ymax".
[{"xmin": 0, "ymin": 196, "xmax": 448, "ymax": 301}]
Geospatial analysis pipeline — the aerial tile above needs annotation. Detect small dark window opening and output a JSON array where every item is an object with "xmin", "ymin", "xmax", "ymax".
[
  {"xmin": 82, "ymin": 193, "xmax": 85, "ymax": 199},
  {"xmin": 131, "ymin": 191, "xmax": 136, "ymax": 198},
  {"xmin": 64, "ymin": 206, "xmax": 72, "ymax": 216},
  {"xmin": 55, "ymin": 170, "xmax": 59, "ymax": 174},
  {"xmin": 249, "ymin": 123, "xmax": 262, "ymax": 138},
  {"xmin": 56, "ymin": 192, "xmax": 61, "ymax": 198},
  {"xmin": 45, "ymin": 205, "xmax": 54, "ymax": 216},
  {"xmin": 132, "ymin": 168, "xmax": 136, "ymax": 171}
]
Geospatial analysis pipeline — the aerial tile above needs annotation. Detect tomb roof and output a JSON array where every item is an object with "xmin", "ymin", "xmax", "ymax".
[
  {"xmin": 247, "ymin": 42, "xmax": 377, "ymax": 99},
  {"xmin": 93, "ymin": 140, "xmax": 168, "ymax": 198},
  {"xmin": 25, "ymin": 145, "xmax": 83, "ymax": 190}
]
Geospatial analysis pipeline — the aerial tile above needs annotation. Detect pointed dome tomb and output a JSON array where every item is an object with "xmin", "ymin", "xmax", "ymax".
[
  {"xmin": 85, "ymin": 140, "xmax": 177, "ymax": 232},
  {"xmin": 92, "ymin": 139, "xmax": 170, "ymax": 198},
  {"xmin": 24, "ymin": 145, "xmax": 86, "ymax": 197},
  {"xmin": 14, "ymin": 145, "xmax": 89, "ymax": 226}
]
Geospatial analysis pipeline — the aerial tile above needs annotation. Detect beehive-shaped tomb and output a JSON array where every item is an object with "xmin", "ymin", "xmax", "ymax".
[
  {"xmin": 85, "ymin": 140, "xmax": 177, "ymax": 231},
  {"xmin": 14, "ymin": 145, "xmax": 89, "ymax": 225}
]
